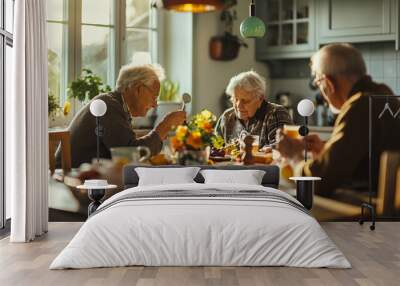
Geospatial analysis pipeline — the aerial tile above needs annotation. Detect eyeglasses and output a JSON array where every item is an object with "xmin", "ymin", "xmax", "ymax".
[
  {"xmin": 311, "ymin": 74, "xmax": 327, "ymax": 89},
  {"xmin": 141, "ymin": 84, "xmax": 159, "ymax": 100}
]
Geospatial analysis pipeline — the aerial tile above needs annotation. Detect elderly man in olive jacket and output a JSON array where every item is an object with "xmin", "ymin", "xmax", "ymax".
[
  {"xmin": 56, "ymin": 64, "xmax": 186, "ymax": 168},
  {"xmin": 277, "ymin": 43, "xmax": 400, "ymax": 197}
]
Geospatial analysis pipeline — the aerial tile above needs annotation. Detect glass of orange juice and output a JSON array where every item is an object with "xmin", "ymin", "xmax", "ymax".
[
  {"xmin": 283, "ymin": 125, "xmax": 301, "ymax": 139},
  {"xmin": 251, "ymin": 135, "xmax": 260, "ymax": 154}
]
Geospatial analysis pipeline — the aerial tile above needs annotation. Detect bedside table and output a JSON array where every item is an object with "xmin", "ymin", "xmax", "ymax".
[
  {"xmin": 289, "ymin": 177, "xmax": 321, "ymax": 210},
  {"xmin": 77, "ymin": 184, "xmax": 117, "ymax": 216}
]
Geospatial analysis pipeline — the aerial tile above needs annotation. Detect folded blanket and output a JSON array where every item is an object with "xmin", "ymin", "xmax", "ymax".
[{"xmin": 92, "ymin": 188, "xmax": 310, "ymax": 218}]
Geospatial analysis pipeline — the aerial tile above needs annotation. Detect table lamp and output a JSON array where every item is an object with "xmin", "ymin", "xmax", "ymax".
[
  {"xmin": 289, "ymin": 99, "xmax": 320, "ymax": 210},
  {"xmin": 297, "ymin": 99, "xmax": 315, "ymax": 162},
  {"xmin": 90, "ymin": 99, "xmax": 107, "ymax": 163}
]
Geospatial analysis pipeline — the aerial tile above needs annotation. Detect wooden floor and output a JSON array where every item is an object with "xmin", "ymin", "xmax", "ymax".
[{"xmin": 0, "ymin": 222, "xmax": 399, "ymax": 286}]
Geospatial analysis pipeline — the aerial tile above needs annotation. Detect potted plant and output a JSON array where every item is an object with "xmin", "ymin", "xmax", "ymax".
[
  {"xmin": 48, "ymin": 92, "xmax": 60, "ymax": 119},
  {"xmin": 67, "ymin": 69, "xmax": 111, "ymax": 103},
  {"xmin": 155, "ymin": 79, "xmax": 182, "ymax": 126},
  {"xmin": 49, "ymin": 69, "xmax": 109, "ymax": 128},
  {"xmin": 48, "ymin": 93, "xmax": 71, "ymax": 128}
]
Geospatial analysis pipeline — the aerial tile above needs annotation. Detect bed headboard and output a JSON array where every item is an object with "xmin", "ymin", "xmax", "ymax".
[{"xmin": 123, "ymin": 165, "xmax": 280, "ymax": 189}]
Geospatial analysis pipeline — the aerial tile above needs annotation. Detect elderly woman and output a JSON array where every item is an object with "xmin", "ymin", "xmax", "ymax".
[
  {"xmin": 216, "ymin": 70, "xmax": 292, "ymax": 150},
  {"xmin": 56, "ymin": 64, "xmax": 186, "ymax": 168}
]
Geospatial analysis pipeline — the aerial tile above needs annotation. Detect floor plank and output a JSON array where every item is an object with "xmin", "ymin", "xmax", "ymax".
[{"xmin": 0, "ymin": 222, "xmax": 399, "ymax": 286}]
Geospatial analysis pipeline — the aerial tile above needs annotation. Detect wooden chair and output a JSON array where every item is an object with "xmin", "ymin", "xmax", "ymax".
[
  {"xmin": 395, "ymin": 167, "xmax": 400, "ymax": 214},
  {"xmin": 49, "ymin": 129, "xmax": 71, "ymax": 175},
  {"xmin": 327, "ymin": 151, "xmax": 400, "ymax": 219},
  {"xmin": 376, "ymin": 151, "xmax": 400, "ymax": 216}
]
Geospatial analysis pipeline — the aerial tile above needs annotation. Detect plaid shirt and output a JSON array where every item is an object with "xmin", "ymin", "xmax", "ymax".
[{"xmin": 215, "ymin": 100, "xmax": 293, "ymax": 148}]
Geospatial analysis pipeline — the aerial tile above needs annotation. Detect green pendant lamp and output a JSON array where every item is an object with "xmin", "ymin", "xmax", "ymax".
[{"xmin": 240, "ymin": 0, "xmax": 266, "ymax": 38}]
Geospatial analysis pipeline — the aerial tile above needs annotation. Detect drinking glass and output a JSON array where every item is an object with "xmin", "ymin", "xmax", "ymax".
[
  {"xmin": 283, "ymin": 124, "xmax": 301, "ymax": 139},
  {"xmin": 251, "ymin": 135, "xmax": 260, "ymax": 154}
]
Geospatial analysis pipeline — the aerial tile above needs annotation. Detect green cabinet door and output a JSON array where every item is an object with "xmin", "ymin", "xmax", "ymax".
[{"xmin": 318, "ymin": 0, "xmax": 396, "ymax": 44}]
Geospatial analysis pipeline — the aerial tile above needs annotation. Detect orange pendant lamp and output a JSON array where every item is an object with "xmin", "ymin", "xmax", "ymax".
[{"xmin": 159, "ymin": 0, "xmax": 236, "ymax": 13}]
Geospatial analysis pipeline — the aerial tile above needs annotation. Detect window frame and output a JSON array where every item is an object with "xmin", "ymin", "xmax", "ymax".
[
  {"xmin": 1, "ymin": 0, "xmax": 14, "ymax": 230},
  {"xmin": 80, "ymin": 0, "xmax": 116, "ymax": 88},
  {"xmin": 47, "ymin": 0, "xmax": 69, "ymax": 110},
  {"xmin": 122, "ymin": 0, "xmax": 159, "ymax": 66},
  {"xmin": 47, "ymin": 0, "xmax": 159, "ymax": 117}
]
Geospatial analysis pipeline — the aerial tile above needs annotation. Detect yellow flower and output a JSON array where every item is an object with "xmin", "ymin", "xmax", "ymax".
[
  {"xmin": 193, "ymin": 118, "xmax": 202, "ymax": 128},
  {"xmin": 211, "ymin": 135, "xmax": 225, "ymax": 150},
  {"xmin": 199, "ymin": 121, "xmax": 213, "ymax": 134},
  {"xmin": 175, "ymin": 125, "xmax": 188, "ymax": 141},
  {"xmin": 171, "ymin": 136, "xmax": 184, "ymax": 151},
  {"xmin": 200, "ymin": 109, "xmax": 212, "ymax": 120},
  {"xmin": 63, "ymin": 101, "xmax": 71, "ymax": 116},
  {"xmin": 186, "ymin": 131, "xmax": 203, "ymax": 149}
]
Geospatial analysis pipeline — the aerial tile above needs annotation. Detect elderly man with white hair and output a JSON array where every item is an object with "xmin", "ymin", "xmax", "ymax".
[
  {"xmin": 277, "ymin": 43, "xmax": 400, "ymax": 197},
  {"xmin": 56, "ymin": 64, "xmax": 186, "ymax": 168},
  {"xmin": 216, "ymin": 70, "xmax": 292, "ymax": 150}
]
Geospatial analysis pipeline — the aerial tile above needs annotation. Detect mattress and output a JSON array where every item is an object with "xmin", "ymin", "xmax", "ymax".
[{"xmin": 50, "ymin": 183, "xmax": 351, "ymax": 269}]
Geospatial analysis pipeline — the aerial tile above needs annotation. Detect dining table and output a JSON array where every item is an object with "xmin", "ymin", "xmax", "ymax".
[
  {"xmin": 51, "ymin": 147, "xmax": 361, "ymax": 221},
  {"xmin": 211, "ymin": 150, "xmax": 361, "ymax": 220}
]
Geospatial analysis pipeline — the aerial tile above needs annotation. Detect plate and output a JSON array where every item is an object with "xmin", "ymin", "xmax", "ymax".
[{"xmin": 209, "ymin": 155, "xmax": 231, "ymax": 162}]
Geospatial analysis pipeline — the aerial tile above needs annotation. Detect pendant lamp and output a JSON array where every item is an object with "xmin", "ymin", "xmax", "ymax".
[
  {"xmin": 155, "ymin": 0, "xmax": 236, "ymax": 13},
  {"xmin": 240, "ymin": 0, "xmax": 266, "ymax": 38}
]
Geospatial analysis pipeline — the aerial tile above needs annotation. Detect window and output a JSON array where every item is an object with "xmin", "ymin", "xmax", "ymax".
[
  {"xmin": 47, "ymin": 0, "xmax": 68, "ymax": 106},
  {"xmin": 1, "ymin": 0, "xmax": 14, "ymax": 229},
  {"xmin": 125, "ymin": 0, "xmax": 158, "ymax": 65},
  {"xmin": 46, "ymin": 0, "xmax": 158, "ymax": 110},
  {"xmin": 82, "ymin": 0, "xmax": 115, "ymax": 85},
  {"xmin": 5, "ymin": 0, "xmax": 13, "ymax": 33}
]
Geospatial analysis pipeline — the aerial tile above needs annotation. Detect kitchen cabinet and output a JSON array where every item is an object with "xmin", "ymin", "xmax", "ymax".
[
  {"xmin": 255, "ymin": 0, "xmax": 317, "ymax": 60},
  {"xmin": 256, "ymin": 0, "xmax": 400, "ymax": 59},
  {"xmin": 317, "ymin": 0, "xmax": 396, "ymax": 44}
]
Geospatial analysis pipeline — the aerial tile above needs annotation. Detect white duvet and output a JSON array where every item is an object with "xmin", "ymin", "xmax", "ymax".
[{"xmin": 50, "ymin": 183, "xmax": 351, "ymax": 269}]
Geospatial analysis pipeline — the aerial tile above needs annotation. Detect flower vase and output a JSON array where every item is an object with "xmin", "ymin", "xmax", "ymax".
[{"xmin": 177, "ymin": 146, "xmax": 210, "ymax": 166}]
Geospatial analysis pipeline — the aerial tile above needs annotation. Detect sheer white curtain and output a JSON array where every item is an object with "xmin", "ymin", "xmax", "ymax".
[{"xmin": 7, "ymin": 0, "xmax": 48, "ymax": 242}]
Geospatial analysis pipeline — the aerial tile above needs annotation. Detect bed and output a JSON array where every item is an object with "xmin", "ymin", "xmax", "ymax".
[{"xmin": 50, "ymin": 165, "xmax": 350, "ymax": 269}]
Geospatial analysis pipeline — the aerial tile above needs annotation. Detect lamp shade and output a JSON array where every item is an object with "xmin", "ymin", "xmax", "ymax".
[
  {"xmin": 240, "ymin": 0, "xmax": 266, "ymax": 39},
  {"xmin": 159, "ymin": 0, "xmax": 236, "ymax": 13},
  {"xmin": 297, "ymin": 99, "xmax": 315, "ymax": 117},
  {"xmin": 240, "ymin": 16, "xmax": 266, "ymax": 38},
  {"xmin": 90, "ymin": 99, "xmax": 107, "ymax": 117}
]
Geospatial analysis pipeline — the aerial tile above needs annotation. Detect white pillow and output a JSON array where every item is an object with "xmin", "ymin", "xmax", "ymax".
[
  {"xmin": 200, "ymin": 169, "xmax": 266, "ymax": 185},
  {"xmin": 135, "ymin": 167, "xmax": 201, "ymax": 186}
]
